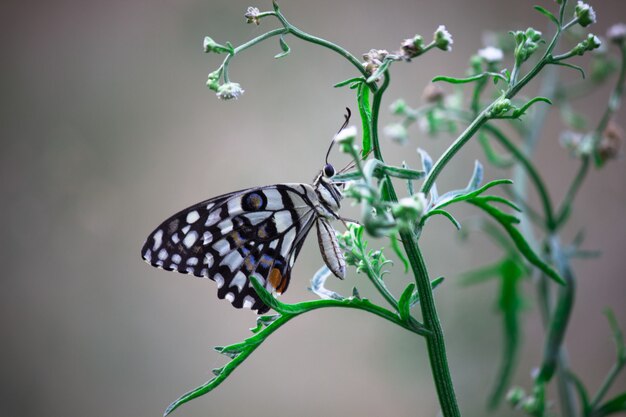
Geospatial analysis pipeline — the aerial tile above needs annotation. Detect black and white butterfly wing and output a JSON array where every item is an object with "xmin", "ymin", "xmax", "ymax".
[{"xmin": 141, "ymin": 184, "xmax": 320, "ymax": 314}]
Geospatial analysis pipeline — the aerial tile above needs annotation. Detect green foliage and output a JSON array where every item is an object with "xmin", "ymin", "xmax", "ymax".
[{"xmin": 158, "ymin": 1, "xmax": 626, "ymax": 416}]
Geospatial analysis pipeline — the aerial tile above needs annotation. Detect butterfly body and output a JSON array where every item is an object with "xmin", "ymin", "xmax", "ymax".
[{"xmin": 141, "ymin": 168, "xmax": 345, "ymax": 314}]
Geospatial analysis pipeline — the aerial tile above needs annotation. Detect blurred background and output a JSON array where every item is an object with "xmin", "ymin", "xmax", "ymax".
[{"xmin": 2, "ymin": 0, "xmax": 625, "ymax": 416}]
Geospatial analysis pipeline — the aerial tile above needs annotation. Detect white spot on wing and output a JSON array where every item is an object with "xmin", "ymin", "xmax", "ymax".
[
  {"xmin": 243, "ymin": 296, "xmax": 255, "ymax": 309},
  {"xmin": 269, "ymin": 240, "xmax": 278, "ymax": 250},
  {"xmin": 158, "ymin": 248, "xmax": 168, "ymax": 261},
  {"xmin": 217, "ymin": 219, "xmax": 233, "ymax": 235},
  {"xmin": 182, "ymin": 225, "xmax": 191, "ymax": 234},
  {"xmin": 225, "ymin": 292, "xmax": 235, "ymax": 303},
  {"xmin": 274, "ymin": 211, "xmax": 292, "ymax": 233},
  {"xmin": 186, "ymin": 210, "xmax": 200, "ymax": 224},
  {"xmin": 205, "ymin": 253, "xmax": 214, "ymax": 268},
  {"xmin": 183, "ymin": 231, "xmax": 198, "ymax": 248},
  {"xmin": 171, "ymin": 233, "xmax": 180, "ymax": 244},
  {"xmin": 205, "ymin": 210, "xmax": 221, "ymax": 226},
  {"xmin": 245, "ymin": 211, "xmax": 272, "ymax": 225},
  {"xmin": 152, "ymin": 230, "xmax": 163, "ymax": 251},
  {"xmin": 171, "ymin": 254, "xmax": 182, "ymax": 264},
  {"xmin": 221, "ymin": 250, "xmax": 243, "ymax": 272},
  {"xmin": 143, "ymin": 249, "xmax": 152, "ymax": 262},
  {"xmin": 214, "ymin": 273, "xmax": 224, "ymax": 288},
  {"xmin": 280, "ymin": 228, "xmax": 296, "ymax": 258},
  {"xmin": 206, "ymin": 203, "xmax": 215, "ymax": 210},
  {"xmin": 230, "ymin": 271, "xmax": 246, "ymax": 292},
  {"xmin": 264, "ymin": 189, "xmax": 282, "ymax": 210},
  {"xmin": 213, "ymin": 239, "xmax": 231, "ymax": 256},
  {"xmin": 227, "ymin": 198, "xmax": 242, "ymax": 214},
  {"xmin": 187, "ymin": 257, "xmax": 198, "ymax": 266},
  {"xmin": 203, "ymin": 231, "xmax": 213, "ymax": 244}
]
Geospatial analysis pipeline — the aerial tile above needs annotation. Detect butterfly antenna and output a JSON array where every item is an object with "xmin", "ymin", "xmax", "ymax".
[
  {"xmin": 336, "ymin": 148, "xmax": 372, "ymax": 175},
  {"xmin": 325, "ymin": 107, "xmax": 352, "ymax": 165}
]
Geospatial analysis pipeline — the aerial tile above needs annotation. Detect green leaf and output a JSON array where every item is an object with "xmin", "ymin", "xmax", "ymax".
[
  {"xmin": 534, "ymin": 6, "xmax": 560, "ymax": 26},
  {"xmin": 381, "ymin": 165, "xmax": 425, "ymax": 180},
  {"xmin": 274, "ymin": 35, "xmax": 290, "ymax": 59},
  {"xmin": 421, "ymin": 209, "xmax": 461, "ymax": 230},
  {"xmin": 594, "ymin": 392, "xmax": 626, "ymax": 416},
  {"xmin": 357, "ymin": 83, "xmax": 373, "ymax": 155},
  {"xmin": 250, "ymin": 276, "xmax": 283, "ymax": 312},
  {"xmin": 605, "ymin": 308, "xmax": 626, "ymax": 361},
  {"xmin": 334, "ymin": 77, "xmax": 365, "ymax": 88},
  {"xmin": 478, "ymin": 131, "xmax": 515, "ymax": 168},
  {"xmin": 511, "ymin": 96, "xmax": 553, "ymax": 118},
  {"xmin": 552, "ymin": 61, "xmax": 587, "ymax": 79},
  {"xmin": 398, "ymin": 283, "xmax": 415, "ymax": 322},
  {"xmin": 409, "ymin": 277, "xmax": 445, "ymax": 307},
  {"xmin": 366, "ymin": 59, "xmax": 392, "ymax": 83},
  {"xmin": 567, "ymin": 371, "xmax": 592, "ymax": 416},
  {"xmin": 390, "ymin": 234, "xmax": 409, "ymax": 273},
  {"xmin": 468, "ymin": 199, "xmax": 565, "ymax": 285},
  {"xmin": 488, "ymin": 257, "xmax": 525, "ymax": 409},
  {"xmin": 433, "ymin": 178, "xmax": 512, "ymax": 211},
  {"xmin": 460, "ymin": 262, "xmax": 503, "ymax": 286},
  {"xmin": 433, "ymin": 73, "xmax": 488, "ymax": 84}
]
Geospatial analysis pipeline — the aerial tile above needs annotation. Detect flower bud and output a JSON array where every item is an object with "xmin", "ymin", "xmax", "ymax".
[
  {"xmin": 216, "ymin": 82, "xmax": 245, "ymax": 100},
  {"xmin": 203, "ymin": 36, "xmax": 230, "ymax": 54},
  {"xmin": 575, "ymin": 1, "xmax": 596, "ymax": 27},
  {"xmin": 422, "ymin": 83, "xmax": 445, "ymax": 103},
  {"xmin": 389, "ymin": 99, "xmax": 408, "ymax": 115},
  {"xmin": 206, "ymin": 70, "xmax": 221, "ymax": 91},
  {"xmin": 478, "ymin": 46, "xmax": 504, "ymax": 64},
  {"xmin": 598, "ymin": 122, "xmax": 623, "ymax": 163},
  {"xmin": 506, "ymin": 387, "xmax": 526, "ymax": 407},
  {"xmin": 400, "ymin": 35, "xmax": 426, "ymax": 59},
  {"xmin": 392, "ymin": 193, "xmax": 427, "ymax": 229},
  {"xmin": 434, "ymin": 25, "xmax": 453, "ymax": 52},
  {"xmin": 607, "ymin": 23, "xmax": 626, "ymax": 44},
  {"xmin": 335, "ymin": 125, "xmax": 358, "ymax": 153},
  {"xmin": 490, "ymin": 98, "xmax": 512, "ymax": 117},
  {"xmin": 384, "ymin": 123, "xmax": 408, "ymax": 144},
  {"xmin": 244, "ymin": 6, "xmax": 261, "ymax": 25}
]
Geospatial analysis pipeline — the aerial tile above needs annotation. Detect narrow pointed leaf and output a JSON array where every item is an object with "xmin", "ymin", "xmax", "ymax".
[
  {"xmin": 398, "ymin": 283, "xmax": 415, "ymax": 321},
  {"xmin": 534, "ymin": 6, "xmax": 559, "ymax": 26},
  {"xmin": 357, "ymin": 83, "xmax": 372, "ymax": 155}
]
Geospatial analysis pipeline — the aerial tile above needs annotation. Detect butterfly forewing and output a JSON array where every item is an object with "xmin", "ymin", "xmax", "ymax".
[{"xmin": 141, "ymin": 184, "xmax": 321, "ymax": 313}]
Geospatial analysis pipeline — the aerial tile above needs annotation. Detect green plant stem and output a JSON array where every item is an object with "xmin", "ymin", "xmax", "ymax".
[
  {"xmin": 222, "ymin": 28, "xmax": 287, "ymax": 82},
  {"xmin": 537, "ymin": 238, "xmax": 576, "ymax": 383},
  {"xmin": 482, "ymin": 124, "xmax": 556, "ymax": 229},
  {"xmin": 365, "ymin": 69, "xmax": 460, "ymax": 416},
  {"xmin": 272, "ymin": 10, "xmax": 369, "ymax": 78},
  {"xmin": 590, "ymin": 361, "xmax": 626, "ymax": 410},
  {"xmin": 400, "ymin": 229, "xmax": 461, "ymax": 417},
  {"xmin": 554, "ymin": 157, "xmax": 589, "ymax": 228},
  {"xmin": 370, "ymin": 72, "xmax": 391, "ymax": 162},
  {"xmin": 421, "ymin": 109, "xmax": 490, "ymax": 194},
  {"xmin": 555, "ymin": 43, "xmax": 626, "ymax": 228}
]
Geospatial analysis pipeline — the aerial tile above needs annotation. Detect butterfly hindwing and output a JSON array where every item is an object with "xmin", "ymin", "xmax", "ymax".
[{"xmin": 141, "ymin": 184, "xmax": 320, "ymax": 313}]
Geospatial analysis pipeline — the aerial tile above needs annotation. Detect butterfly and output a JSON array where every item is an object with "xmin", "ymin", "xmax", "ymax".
[{"xmin": 141, "ymin": 112, "xmax": 352, "ymax": 314}]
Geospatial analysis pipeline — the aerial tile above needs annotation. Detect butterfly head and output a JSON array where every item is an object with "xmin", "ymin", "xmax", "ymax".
[{"xmin": 313, "ymin": 163, "xmax": 343, "ymax": 217}]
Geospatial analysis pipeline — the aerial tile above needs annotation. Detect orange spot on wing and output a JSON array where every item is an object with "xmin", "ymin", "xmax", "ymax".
[{"xmin": 268, "ymin": 268, "xmax": 283, "ymax": 292}]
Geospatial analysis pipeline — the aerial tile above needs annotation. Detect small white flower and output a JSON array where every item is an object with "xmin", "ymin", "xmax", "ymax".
[
  {"xmin": 575, "ymin": 1, "xmax": 596, "ymax": 27},
  {"xmin": 434, "ymin": 25, "xmax": 453, "ymax": 51},
  {"xmin": 607, "ymin": 23, "xmax": 626, "ymax": 43},
  {"xmin": 216, "ymin": 82, "xmax": 245, "ymax": 100},
  {"xmin": 478, "ymin": 46, "xmax": 504, "ymax": 63},
  {"xmin": 383, "ymin": 123, "xmax": 408, "ymax": 144},
  {"xmin": 245, "ymin": 6, "xmax": 261, "ymax": 25},
  {"xmin": 335, "ymin": 125, "xmax": 358, "ymax": 144}
]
